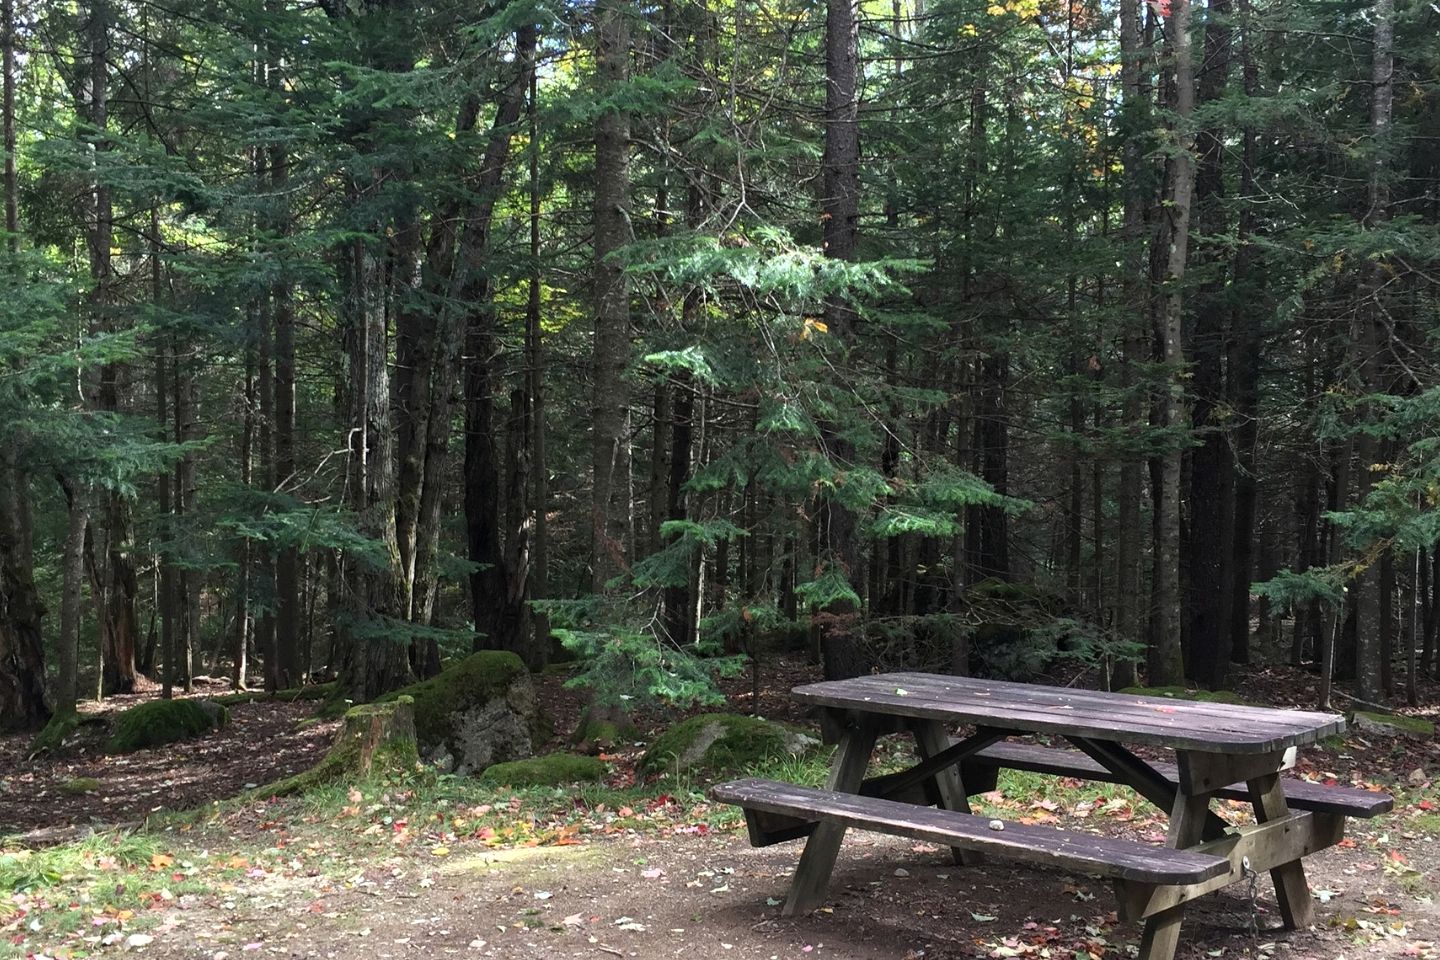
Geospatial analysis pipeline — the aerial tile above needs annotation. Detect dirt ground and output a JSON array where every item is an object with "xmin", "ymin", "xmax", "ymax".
[
  {"xmin": 128, "ymin": 822, "xmax": 1436, "ymax": 960},
  {"xmin": 4, "ymin": 657, "xmax": 1439, "ymax": 959}
]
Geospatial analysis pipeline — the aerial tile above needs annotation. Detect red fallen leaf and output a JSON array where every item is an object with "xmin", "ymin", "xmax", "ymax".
[
  {"xmin": 308, "ymin": 900, "xmax": 326, "ymax": 914},
  {"xmin": 1339, "ymin": 838, "xmax": 1358, "ymax": 849},
  {"xmin": 1418, "ymin": 800, "xmax": 1435, "ymax": 811},
  {"xmin": 1389, "ymin": 849, "xmax": 1407, "ymax": 864}
]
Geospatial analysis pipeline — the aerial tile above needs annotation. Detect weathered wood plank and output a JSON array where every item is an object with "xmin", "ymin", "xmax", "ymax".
[
  {"xmin": 967, "ymin": 741, "xmax": 1392, "ymax": 817},
  {"xmin": 1132, "ymin": 784, "xmax": 1215, "ymax": 960},
  {"xmin": 1249, "ymin": 772, "xmax": 1316, "ymax": 930},
  {"xmin": 782, "ymin": 714, "xmax": 879, "ymax": 916},
  {"xmin": 1177, "ymin": 750, "xmax": 1286, "ymax": 795},
  {"xmin": 912, "ymin": 719, "xmax": 984, "ymax": 866},
  {"xmin": 711, "ymin": 778, "xmax": 1230, "ymax": 885},
  {"xmin": 791, "ymin": 674, "xmax": 1344, "ymax": 754},
  {"xmin": 1117, "ymin": 812, "xmax": 1344, "ymax": 920}
]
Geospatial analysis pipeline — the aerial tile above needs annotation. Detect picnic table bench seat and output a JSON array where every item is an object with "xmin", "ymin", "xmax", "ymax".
[
  {"xmin": 712, "ymin": 777, "xmax": 1231, "ymax": 885},
  {"xmin": 964, "ymin": 741, "xmax": 1392, "ymax": 818}
]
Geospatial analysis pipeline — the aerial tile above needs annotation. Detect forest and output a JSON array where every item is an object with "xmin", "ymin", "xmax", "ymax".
[{"xmin": 0, "ymin": 0, "xmax": 1437, "ymax": 737}]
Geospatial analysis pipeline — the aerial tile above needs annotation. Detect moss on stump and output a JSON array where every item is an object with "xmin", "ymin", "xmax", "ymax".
[
  {"xmin": 106, "ymin": 699, "xmax": 228, "ymax": 754},
  {"xmin": 639, "ymin": 713, "xmax": 820, "ymax": 778},
  {"xmin": 379, "ymin": 651, "xmax": 536, "ymax": 775},
  {"xmin": 261, "ymin": 697, "xmax": 420, "ymax": 797},
  {"xmin": 478, "ymin": 752, "xmax": 607, "ymax": 787}
]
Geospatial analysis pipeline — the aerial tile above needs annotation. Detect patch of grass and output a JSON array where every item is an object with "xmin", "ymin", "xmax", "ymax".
[
  {"xmin": 1410, "ymin": 813, "xmax": 1440, "ymax": 835},
  {"xmin": 0, "ymin": 832, "xmax": 160, "ymax": 893}
]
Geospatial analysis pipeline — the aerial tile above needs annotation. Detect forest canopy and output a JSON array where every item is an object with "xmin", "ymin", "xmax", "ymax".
[{"xmin": 0, "ymin": 0, "xmax": 1436, "ymax": 732}]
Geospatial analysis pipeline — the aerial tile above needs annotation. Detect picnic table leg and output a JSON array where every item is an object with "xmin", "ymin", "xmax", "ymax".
[
  {"xmin": 911, "ymin": 719, "xmax": 984, "ymax": 866},
  {"xmin": 1137, "ymin": 788, "xmax": 1214, "ymax": 960},
  {"xmin": 782, "ymin": 713, "xmax": 879, "ymax": 916},
  {"xmin": 1247, "ymin": 772, "xmax": 1315, "ymax": 930}
]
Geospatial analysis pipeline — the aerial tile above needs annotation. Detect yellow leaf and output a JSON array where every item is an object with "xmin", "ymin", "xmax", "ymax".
[
  {"xmin": 149, "ymin": 853, "xmax": 174, "ymax": 870},
  {"xmin": 431, "ymin": 845, "xmax": 450, "ymax": 857}
]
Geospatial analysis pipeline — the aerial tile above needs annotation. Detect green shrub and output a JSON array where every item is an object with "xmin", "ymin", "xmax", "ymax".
[
  {"xmin": 107, "ymin": 699, "xmax": 227, "ymax": 753},
  {"xmin": 60, "ymin": 777, "xmax": 101, "ymax": 795}
]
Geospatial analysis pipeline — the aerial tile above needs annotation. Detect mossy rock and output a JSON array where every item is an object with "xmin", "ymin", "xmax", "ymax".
[
  {"xmin": 478, "ymin": 752, "xmax": 607, "ymax": 787},
  {"xmin": 260, "ymin": 697, "xmax": 420, "ymax": 797},
  {"xmin": 60, "ymin": 777, "xmax": 102, "ymax": 795},
  {"xmin": 106, "ymin": 699, "xmax": 228, "ymax": 754},
  {"xmin": 1351, "ymin": 711, "xmax": 1435, "ymax": 738},
  {"xmin": 379, "ymin": 651, "xmax": 536, "ymax": 776},
  {"xmin": 639, "ymin": 713, "xmax": 820, "ymax": 778},
  {"xmin": 1118, "ymin": 686, "xmax": 1248, "ymax": 706}
]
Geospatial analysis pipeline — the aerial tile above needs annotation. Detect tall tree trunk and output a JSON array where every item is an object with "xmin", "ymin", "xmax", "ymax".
[
  {"xmin": 271, "ymin": 135, "xmax": 301, "ymax": 690},
  {"xmin": 1112, "ymin": 0, "xmax": 1147, "ymax": 690},
  {"xmin": 57, "ymin": 484, "xmax": 90, "ymax": 715},
  {"xmin": 463, "ymin": 23, "xmax": 539, "ymax": 665},
  {"xmin": 234, "ymin": 340, "xmax": 254, "ymax": 690},
  {"xmin": 526, "ymin": 58, "xmax": 550, "ymax": 655},
  {"xmin": 0, "ymin": 476, "xmax": 47, "ymax": 730},
  {"xmin": 1185, "ymin": 0, "xmax": 1233, "ymax": 688},
  {"xmin": 814, "ymin": 0, "xmax": 871, "ymax": 681},
  {"xmin": 591, "ymin": 0, "xmax": 633, "ymax": 592},
  {"xmin": 1149, "ymin": 0, "xmax": 1194, "ymax": 686},
  {"xmin": 1350, "ymin": 0, "xmax": 1393, "ymax": 704},
  {"xmin": 0, "ymin": 0, "xmax": 47, "ymax": 731}
]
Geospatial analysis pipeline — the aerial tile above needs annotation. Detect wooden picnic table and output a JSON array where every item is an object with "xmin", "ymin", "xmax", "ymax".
[{"xmin": 712, "ymin": 672, "xmax": 1392, "ymax": 960}]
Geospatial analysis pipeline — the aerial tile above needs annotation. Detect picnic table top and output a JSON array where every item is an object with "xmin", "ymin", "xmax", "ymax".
[{"xmin": 792, "ymin": 672, "xmax": 1346, "ymax": 754}]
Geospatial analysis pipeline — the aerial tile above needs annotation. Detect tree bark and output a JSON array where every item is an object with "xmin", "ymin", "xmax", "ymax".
[
  {"xmin": 1350, "ymin": 0, "xmax": 1393, "ymax": 704},
  {"xmin": 1112, "ymin": 0, "xmax": 1147, "ymax": 691},
  {"xmin": 590, "ymin": 0, "xmax": 633, "ymax": 592},
  {"xmin": 1149, "ymin": 0, "xmax": 1194, "ymax": 687}
]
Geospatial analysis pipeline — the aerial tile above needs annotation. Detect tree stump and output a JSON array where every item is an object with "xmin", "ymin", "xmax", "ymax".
[{"xmin": 260, "ymin": 696, "xmax": 418, "ymax": 797}]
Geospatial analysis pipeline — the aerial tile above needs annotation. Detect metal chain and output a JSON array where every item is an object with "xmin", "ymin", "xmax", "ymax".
[{"xmin": 1242, "ymin": 855, "xmax": 1261, "ymax": 941}]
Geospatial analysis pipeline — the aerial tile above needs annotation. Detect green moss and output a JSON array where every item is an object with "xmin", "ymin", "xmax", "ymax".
[
  {"xmin": 106, "ymin": 699, "xmax": 227, "ymax": 754},
  {"xmin": 1118, "ymin": 685, "xmax": 1248, "ymax": 705},
  {"xmin": 30, "ymin": 712, "xmax": 85, "ymax": 755},
  {"xmin": 378, "ymin": 651, "xmax": 528, "ymax": 749},
  {"xmin": 639, "ymin": 713, "xmax": 818, "ymax": 778},
  {"xmin": 260, "ymin": 697, "xmax": 419, "ymax": 797},
  {"xmin": 478, "ymin": 752, "xmax": 607, "ymax": 787},
  {"xmin": 59, "ymin": 777, "xmax": 101, "ymax": 795},
  {"xmin": 1352, "ymin": 711, "xmax": 1435, "ymax": 736}
]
